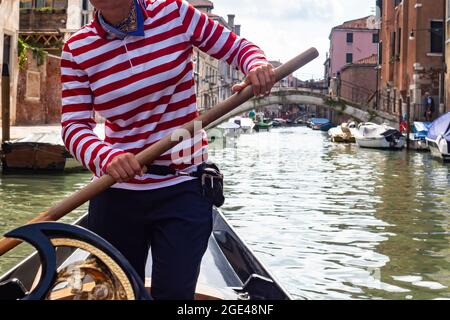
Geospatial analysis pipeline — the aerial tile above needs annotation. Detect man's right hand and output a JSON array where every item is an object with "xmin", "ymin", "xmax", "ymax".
[{"xmin": 106, "ymin": 153, "xmax": 144, "ymax": 183}]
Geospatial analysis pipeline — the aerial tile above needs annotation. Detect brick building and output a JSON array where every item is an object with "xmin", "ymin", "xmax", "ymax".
[
  {"xmin": 13, "ymin": 0, "xmax": 94, "ymax": 125},
  {"xmin": 340, "ymin": 54, "xmax": 378, "ymax": 106},
  {"xmin": 377, "ymin": 0, "xmax": 445, "ymax": 120}
]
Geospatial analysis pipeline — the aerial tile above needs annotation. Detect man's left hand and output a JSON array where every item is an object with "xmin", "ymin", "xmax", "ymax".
[{"xmin": 232, "ymin": 63, "xmax": 276, "ymax": 97}]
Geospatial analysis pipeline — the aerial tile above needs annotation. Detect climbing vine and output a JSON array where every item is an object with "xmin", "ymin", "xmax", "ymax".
[{"xmin": 18, "ymin": 37, "xmax": 47, "ymax": 69}]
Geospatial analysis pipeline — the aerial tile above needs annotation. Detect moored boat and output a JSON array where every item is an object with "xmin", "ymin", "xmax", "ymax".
[
  {"xmin": 426, "ymin": 112, "xmax": 450, "ymax": 162},
  {"xmin": 355, "ymin": 123, "xmax": 405, "ymax": 150},
  {"xmin": 272, "ymin": 118, "xmax": 287, "ymax": 127},
  {"xmin": 328, "ymin": 122, "xmax": 357, "ymax": 143},
  {"xmin": 310, "ymin": 118, "xmax": 334, "ymax": 131},
  {"xmin": 254, "ymin": 119, "xmax": 273, "ymax": 132},
  {"xmin": 409, "ymin": 122, "xmax": 431, "ymax": 151},
  {"xmin": 231, "ymin": 117, "xmax": 255, "ymax": 134},
  {"xmin": 0, "ymin": 133, "xmax": 85, "ymax": 174},
  {"xmin": 0, "ymin": 209, "xmax": 291, "ymax": 300}
]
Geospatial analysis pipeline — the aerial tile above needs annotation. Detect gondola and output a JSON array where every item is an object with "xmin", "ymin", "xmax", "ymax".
[
  {"xmin": 0, "ymin": 208, "xmax": 291, "ymax": 300},
  {"xmin": 0, "ymin": 48, "xmax": 318, "ymax": 301}
]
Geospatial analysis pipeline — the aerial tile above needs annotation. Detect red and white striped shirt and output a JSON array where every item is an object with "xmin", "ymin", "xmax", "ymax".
[{"xmin": 61, "ymin": 0, "xmax": 268, "ymax": 190}]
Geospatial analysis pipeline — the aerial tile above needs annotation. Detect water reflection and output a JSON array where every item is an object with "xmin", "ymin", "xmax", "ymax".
[
  {"xmin": 0, "ymin": 173, "xmax": 91, "ymax": 274},
  {"xmin": 0, "ymin": 126, "xmax": 449, "ymax": 299},
  {"xmin": 209, "ymin": 127, "xmax": 449, "ymax": 300}
]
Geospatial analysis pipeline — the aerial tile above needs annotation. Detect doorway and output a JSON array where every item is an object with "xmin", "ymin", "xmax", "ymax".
[{"xmin": 2, "ymin": 34, "xmax": 12, "ymax": 137}]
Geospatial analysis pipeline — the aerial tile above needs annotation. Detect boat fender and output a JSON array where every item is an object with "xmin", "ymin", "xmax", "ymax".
[{"xmin": 437, "ymin": 135, "xmax": 448, "ymax": 153}]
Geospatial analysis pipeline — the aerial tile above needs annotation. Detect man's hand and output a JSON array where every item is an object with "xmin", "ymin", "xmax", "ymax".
[
  {"xmin": 232, "ymin": 63, "xmax": 276, "ymax": 97},
  {"xmin": 106, "ymin": 153, "xmax": 144, "ymax": 183}
]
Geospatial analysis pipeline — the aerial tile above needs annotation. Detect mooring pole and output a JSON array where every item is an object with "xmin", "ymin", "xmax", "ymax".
[
  {"xmin": 406, "ymin": 96, "xmax": 411, "ymax": 150},
  {"xmin": 1, "ymin": 63, "xmax": 10, "ymax": 143}
]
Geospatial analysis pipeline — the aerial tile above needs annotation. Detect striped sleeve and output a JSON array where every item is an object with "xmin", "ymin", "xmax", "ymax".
[
  {"xmin": 177, "ymin": 0, "xmax": 268, "ymax": 74},
  {"xmin": 60, "ymin": 42, "xmax": 125, "ymax": 177}
]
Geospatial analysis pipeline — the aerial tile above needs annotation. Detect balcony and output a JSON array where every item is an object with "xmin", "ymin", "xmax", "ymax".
[{"xmin": 20, "ymin": 8, "xmax": 67, "ymax": 32}]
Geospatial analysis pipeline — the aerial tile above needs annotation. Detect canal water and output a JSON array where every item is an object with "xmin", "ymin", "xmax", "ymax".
[{"xmin": 0, "ymin": 126, "xmax": 449, "ymax": 300}]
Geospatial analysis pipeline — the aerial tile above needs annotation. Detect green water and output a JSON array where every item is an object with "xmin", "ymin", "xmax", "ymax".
[
  {"xmin": 1, "ymin": 126, "xmax": 449, "ymax": 299},
  {"xmin": 0, "ymin": 173, "xmax": 92, "ymax": 274}
]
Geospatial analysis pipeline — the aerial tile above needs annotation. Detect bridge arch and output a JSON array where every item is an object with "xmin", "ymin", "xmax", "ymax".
[{"xmin": 207, "ymin": 88, "xmax": 399, "ymax": 129}]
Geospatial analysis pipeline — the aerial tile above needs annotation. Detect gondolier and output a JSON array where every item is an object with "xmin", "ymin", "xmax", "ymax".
[{"xmin": 61, "ymin": 0, "xmax": 275, "ymax": 300}]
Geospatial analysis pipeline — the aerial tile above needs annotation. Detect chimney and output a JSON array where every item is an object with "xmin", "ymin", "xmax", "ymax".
[
  {"xmin": 227, "ymin": 14, "xmax": 235, "ymax": 29},
  {"xmin": 234, "ymin": 24, "xmax": 241, "ymax": 36}
]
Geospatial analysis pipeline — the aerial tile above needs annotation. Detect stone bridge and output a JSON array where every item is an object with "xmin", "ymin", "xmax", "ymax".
[{"xmin": 208, "ymin": 87, "xmax": 399, "ymax": 129}]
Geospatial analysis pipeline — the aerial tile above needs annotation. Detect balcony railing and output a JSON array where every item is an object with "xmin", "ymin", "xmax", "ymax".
[{"xmin": 20, "ymin": 8, "xmax": 67, "ymax": 32}]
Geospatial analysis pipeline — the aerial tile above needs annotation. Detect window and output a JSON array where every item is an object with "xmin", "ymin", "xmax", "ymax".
[
  {"xmin": 35, "ymin": 0, "xmax": 51, "ymax": 7},
  {"xmin": 396, "ymin": 28, "xmax": 401, "ymax": 58},
  {"xmin": 430, "ymin": 21, "xmax": 443, "ymax": 53},
  {"xmin": 448, "ymin": 0, "xmax": 450, "ymax": 19},
  {"xmin": 20, "ymin": 0, "xmax": 67, "ymax": 9},
  {"xmin": 378, "ymin": 41, "xmax": 383, "ymax": 64},
  {"xmin": 346, "ymin": 53, "xmax": 353, "ymax": 64},
  {"xmin": 390, "ymin": 31, "xmax": 396, "ymax": 60},
  {"xmin": 376, "ymin": 0, "xmax": 383, "ymax": 17},
  {"xmin": 346, "ymin": 33, "xmax": 353, "ymax": 43},
  {"xmin": 372, "ymin": 33, "xmax": 379, "ymax": 43},
  {"xmin": 20, "ymin": 0, "xmax": 32, "ymax": 8},
  {"xmin": 53, "ymin": 0, "xmax": 67, "ymax": 9}
]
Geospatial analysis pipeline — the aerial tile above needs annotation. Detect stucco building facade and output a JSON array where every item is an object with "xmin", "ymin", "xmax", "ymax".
[
  {"xmin": 188, "ymin": 0, "xmax": 243, "ymax": 112},
  {"xmin": 326, "ymin": 15, "xmax": 379, "ymax": 79},
  {"xmin": 1, "ymin": 0, "xmax": 20, "ymax": 126}
]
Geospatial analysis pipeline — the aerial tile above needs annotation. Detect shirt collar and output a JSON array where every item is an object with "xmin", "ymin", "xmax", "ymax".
[{"xmin": 94, "ymin": 0, "xmax": 148, "ymax": 39}]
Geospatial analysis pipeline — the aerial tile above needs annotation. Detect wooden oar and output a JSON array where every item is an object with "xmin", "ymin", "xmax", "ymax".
[{"xmin": 0, "ymin": 48, "xmax": 319, "ymax": 256}]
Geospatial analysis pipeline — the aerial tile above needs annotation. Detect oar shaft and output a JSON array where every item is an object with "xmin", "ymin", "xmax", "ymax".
[{"xmin": 0, "ymin": 48, "xmax": 319, "ymax": 256}]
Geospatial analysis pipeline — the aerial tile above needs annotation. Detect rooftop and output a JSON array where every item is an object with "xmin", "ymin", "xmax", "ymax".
[
  {"xmin": 355, "ymin": 54, "xmax": 378, "ymax": 65},
  {"xmin": 332, "ymin": 15, "xmax": 378, "ymax": 31},
  {"xmin": 187, "ymin": 0, "xmax": 214, "ymax": 8}
]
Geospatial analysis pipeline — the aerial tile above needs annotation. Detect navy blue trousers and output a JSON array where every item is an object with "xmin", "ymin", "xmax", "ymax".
[{"xmin": 87, "ymin": 179, "xmax": 213, "ymax": 300}]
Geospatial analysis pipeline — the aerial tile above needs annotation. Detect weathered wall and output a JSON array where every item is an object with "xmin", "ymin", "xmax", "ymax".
[
  {"xmin": 0, "ymin": 0, "xmax": 19, "ymax": 125},
  {"xmin": 340, "ymin": 64, "xmax": 377, "ymax": 105},
  {"xmin": 15, "ymin": 51, "xmax": 61, "ymax": 125}
]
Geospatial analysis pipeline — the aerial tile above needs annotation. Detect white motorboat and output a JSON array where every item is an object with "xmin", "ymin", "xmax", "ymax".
[
  {"xmin": 355, "ymin": 123, "xmax": 405, "ymax": 150},
  {"xmin": 426, "ymin": 112, "xmax": 450, "ymax": 162},
  {"xmin": 218, "ymin": 121, "xmax": 242, "ymax": 139},
  {"xmin": 207, "ymin": 121, "xmax": 241, "ymax": 148},
  {"xmin": 409, "ymin": 122, "xmax": 431, "ymax": 151},
  {"xmin": 328, "ymin": 122, "xmax": 357, "ymax": 143},
  {"xmin": 230, "ymin": 117, "xmax": 255, "ymax": 134}
]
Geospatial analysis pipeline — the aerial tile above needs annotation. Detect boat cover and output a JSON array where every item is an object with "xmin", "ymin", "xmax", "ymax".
[
  {"xmin": 310, "ymin": 118, "xmax": 330, "ymax": 125},
  {"xmin": 413, "ymin": 122, "xmax": 431, "ymax": 140},
  {"xmin": 218, "ymin": 122, "xmax": 241, "ymax": 130},
  {"xmin": 427, "ymin": 112, "xmax": 450, "ymax": 142}
]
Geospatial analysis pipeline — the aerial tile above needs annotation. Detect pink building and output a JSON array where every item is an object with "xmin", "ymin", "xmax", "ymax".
[{"xmin": 325, "ymin": 16, "xmax": 379, "ymax": 79}]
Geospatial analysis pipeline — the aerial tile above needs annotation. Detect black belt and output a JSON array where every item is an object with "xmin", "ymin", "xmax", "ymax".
[
  {"xmin": 146, "ymin": 165, "xmax": 198, "ymax": 177},
  {"xmin": 147, "ymin": 162, "xmax": 225, "ymax": 207}
]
